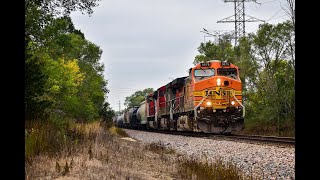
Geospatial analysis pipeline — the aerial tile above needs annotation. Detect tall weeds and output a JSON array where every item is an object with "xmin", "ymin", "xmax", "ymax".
[
  {"xmin": 177, "ymin": 157, "xmax": 250, "ymax": 180},
  {"xmin": 25, "ymin": 116, "xmax": 100, "ymax": 162}
]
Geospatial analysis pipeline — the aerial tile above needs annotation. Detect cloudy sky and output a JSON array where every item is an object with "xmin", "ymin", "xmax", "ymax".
[{"xmin": 70, "ymin": 0, "xmax": 290, "ymax": 111}]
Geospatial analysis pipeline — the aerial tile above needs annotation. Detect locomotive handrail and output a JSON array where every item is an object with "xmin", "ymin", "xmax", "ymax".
[
  {"xmin": 173, "ymin": 104, "xmax": 180, "ymax": 111},
  {"xmin": 233, "ymin": 95, "xmax": 245, "ymax": 117},
  {"xmin": 194, "ymin": 93, "xmax": 210, "ymax": 118}
]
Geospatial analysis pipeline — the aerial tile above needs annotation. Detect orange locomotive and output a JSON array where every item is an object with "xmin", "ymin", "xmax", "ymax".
[
  {"xmin": 117, "ymin": 60, "xmax": 244, "ymax": 134},
  {"xmin": 144, "ymin": 60, "xmax": 244, "ymax": 134}
]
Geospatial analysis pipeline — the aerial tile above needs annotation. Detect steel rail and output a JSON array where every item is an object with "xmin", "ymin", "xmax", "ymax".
[{"xmin": 124, "ymin": 128, "xmax": 295, "ymax": 146}]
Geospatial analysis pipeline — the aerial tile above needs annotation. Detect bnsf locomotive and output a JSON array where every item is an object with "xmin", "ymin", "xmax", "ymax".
[{"xmin": 115, "ymin": 60, "xmax": 245, "ymax": 134}]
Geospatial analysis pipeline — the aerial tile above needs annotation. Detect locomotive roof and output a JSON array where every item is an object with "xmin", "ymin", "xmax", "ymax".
[{"xmin": 165, "ymin": 76, "xmax": 188, "ymax": 89}]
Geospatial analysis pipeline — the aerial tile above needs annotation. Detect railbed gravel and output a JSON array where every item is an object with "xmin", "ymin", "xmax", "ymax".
[{"xmin": 124, "ymin": 129, "xmax": 295, "ymax": 180}]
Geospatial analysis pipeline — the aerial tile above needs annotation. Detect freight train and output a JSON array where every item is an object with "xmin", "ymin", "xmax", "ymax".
[{"xmin": 115, "ymin": 60, "xmax": 245, "ymax": 134}]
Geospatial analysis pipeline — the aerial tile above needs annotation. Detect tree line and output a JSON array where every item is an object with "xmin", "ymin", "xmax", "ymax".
[
  {"xmin": 124, "ymin": 20, "xmax": 295, "ymax": 136},
  {"xmin": 25, "ymin": 0, "xmax": 115, "ymax": 123},
  {"xmin": 194, "ymin": 21, "xmax": 295, "ymax": 136}
]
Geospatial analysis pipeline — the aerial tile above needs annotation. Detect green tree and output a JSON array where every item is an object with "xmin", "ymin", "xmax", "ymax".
[
  {"xmin": 193, "ymin": 35, "xmax": 235, "ymax": 65},
  {"xmin": 193, "ymin": 21, "xmax": 295, "ymax": 136},
  {"xmin": 124, "ymin": 88, "xmax": 154, "ymax": 108},
  {"xmin": 238, "ymin": 21, "xmax": 295, "ymax": 135},
  {"xmin": 25, "ymin": 41, "xmax": 51, "ymax": 120},
  {"xmin": 101, "ymin": 102, "xmax": 116, "ymax": 122},
  {"xmin": 25, "ymin": 0, "xmax": 108, "ymax": 122}
]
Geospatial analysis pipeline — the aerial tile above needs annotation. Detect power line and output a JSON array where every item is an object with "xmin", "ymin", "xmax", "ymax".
[
  {"xmin": 217, "ymin": 0, "xmax": 264, "ymax": 46},
  {"xmin": 200, "ymin": 29, "xmax": 235, "ymax": 44},
  {"xmin": 259, "ymin": 0, "xmax": 278, "ymax": 4},
  {"xmin": 267, "ymin": 14, "xmax": 288, "ymax": 21},
  {"xmin": 266, "ymin": 8, "xmax": 283, "ymax": 22}
]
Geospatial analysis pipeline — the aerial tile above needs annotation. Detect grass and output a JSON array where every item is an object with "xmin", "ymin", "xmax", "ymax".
[
  {"xmin": 26, "ymin": 119, "xmax": 257, "ymax": 179},
  {"xmin": 25, "ymin": 120, "xmax": 178, "ymax": 179},
  {"xmin": 240, "ymin": 122, "xmax": 295, "ymax": 137},
  {"xmin": 144, "ymin": 142, "xmax": 252, "ymax": 179},
  {"xmin": 241, "ymin": 119, "xmax": 295, "ymax": 137},
  {"xmin": 108, "ymin": 125, "xmax": 129, "ymax": 137},
  {"xmin": 177, "ymin": 157, "xmax": 252, "ymax": 180},
  {"xmin": 25, "ymin": 116, "xmax": 103, "ymax": 162},
  {"xmin": 145, "ymin": 141, "xmax": 176, "ymax": 155}
]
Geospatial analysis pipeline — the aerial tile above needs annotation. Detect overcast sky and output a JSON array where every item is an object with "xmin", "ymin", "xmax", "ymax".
[{"xmin": 70, "ymin": 0, "xmax": 289, "ymax": 111}]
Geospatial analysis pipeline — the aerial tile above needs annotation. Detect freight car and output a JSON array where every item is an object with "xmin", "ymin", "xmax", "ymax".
[{"xmin": 115, "ymin": 60, "xmax": 245, "ymax": 134}]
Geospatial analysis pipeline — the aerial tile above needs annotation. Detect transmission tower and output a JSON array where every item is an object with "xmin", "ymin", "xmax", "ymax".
[{"xmin": 217, "ymin": 0, "xmax": 264, "ymax": 45}]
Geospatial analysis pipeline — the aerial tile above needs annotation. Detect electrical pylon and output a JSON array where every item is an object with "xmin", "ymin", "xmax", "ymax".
[{"xmin": 217, "ymin": 0, "xmax": 264, "ymax": 45}]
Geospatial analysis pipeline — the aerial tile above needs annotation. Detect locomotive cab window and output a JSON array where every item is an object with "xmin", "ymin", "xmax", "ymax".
[
  {"xmin": 194, "ymin": 68, "xmax": 215, "ymax": 82},
  {"xmin": 217, "ymin": 68, "xmax": 238, "ymax": 79}
]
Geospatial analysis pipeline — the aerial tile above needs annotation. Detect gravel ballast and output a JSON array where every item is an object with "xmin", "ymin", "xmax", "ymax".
[{"xmin": 124, "ymin": 129, "xmax": 295, "ymax": 179}]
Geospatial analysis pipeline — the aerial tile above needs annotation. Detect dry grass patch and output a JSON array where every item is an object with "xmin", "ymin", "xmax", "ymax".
[
  {"xmin": 145, "ymin": 141, "xmax": 175, "ymax": 155},
  {"xmin": 26, "ymin": 121, "xmax": 252, "ymax": 179},
  {"xmin": 108, "ymin": 125, "xmax": 128, "ymax": 137},
  {"xmin": 176, "ymin": 157, "xmax": 253, "ymax": 180},
  {"xmin": 26, "ymin": 123, "xmax": 177, "ymax": 179}
]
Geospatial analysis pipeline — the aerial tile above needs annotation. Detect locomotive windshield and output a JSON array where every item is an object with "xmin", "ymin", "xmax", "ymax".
[
  {"xmin": 217, "ymin": 68, "xmax": 238, "ymax": 79},
  {"xmin": 194, "ymin": 68, "xmax": 215, "ymax": 81}
]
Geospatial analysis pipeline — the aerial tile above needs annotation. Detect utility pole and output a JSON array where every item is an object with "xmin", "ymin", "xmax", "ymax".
[{"xmin": 217, "ymin": 0, "xmax": 264, "ymax": 46}]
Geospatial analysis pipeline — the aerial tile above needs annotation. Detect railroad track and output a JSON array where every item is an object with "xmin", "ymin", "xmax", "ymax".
[
  {"xmin": 124, "ymin": 128, "xmax": 295, "ymax": 146},
  {"xmin": 211, "ymin": 134, "xmax": 295, "ymax": 145}
]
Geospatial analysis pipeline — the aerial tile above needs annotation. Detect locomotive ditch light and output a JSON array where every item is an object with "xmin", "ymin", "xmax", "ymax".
[
  {"xmin": 217, "ymin": 78, "xmax": 221, "ymax": 86},
  {"xmin": 206, "ymin": 101, "xmax": 212, "ymax": 106},
  {"xmin": 231, "ymin": 101, "xmax": 235, "ymax": 105},
  {"xmin": 213, "ymin": 109, "xmax": 216, "ymax": 113}
]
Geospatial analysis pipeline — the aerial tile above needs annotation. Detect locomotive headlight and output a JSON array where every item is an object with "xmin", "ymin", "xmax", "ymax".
[
  {"xmin": 217, "ymin": 78, "xmax": 221, "ymax": 86},
  {"xmin": 231, "ymin": 101, "xmax": 235, "ymax": 105},
  {"xmin": 206, "ymin": 101, "xmax": 212, "ymax": 106}
]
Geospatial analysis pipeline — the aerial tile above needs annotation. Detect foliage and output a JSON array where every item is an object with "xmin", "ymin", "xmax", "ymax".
[
  {"xmin": 124, "ymin": 88, "xmax": 154, "ymax": 108},
  {"xmin": 25, "ymin": 0, "xmax": 101, "ymax": 17},
  {"xmin": 25, "ymin": 41, "xmax": 51, "ymax": 120},
  {"xmin": 194, "ymin": 21, "xmax": 295, "ymax": 136},
  {"xmin": 25, "ymin": 117, "xmax": 75, "ymax": 161},
  {"xmin": 242, "ymin": 22, "xmax": 295, "ymax": 135},
  {"xmin": 25, "ymin": 0, "xmax": 113, "ymax": 123},
  {"xmin": 24, "ymin": 0, "xmax": 117, "ymax": 163},
  {"xmin": 193, "ymin": 35, "xmax": 235, "ymax": 65},
  {"xmin": 101, "ymin": 101, "xmax": 116, "ymax": 125}
]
